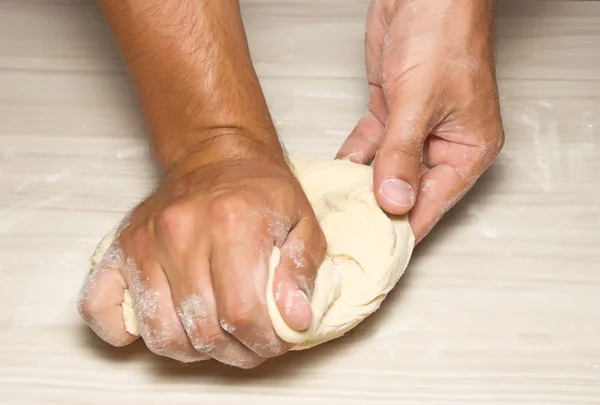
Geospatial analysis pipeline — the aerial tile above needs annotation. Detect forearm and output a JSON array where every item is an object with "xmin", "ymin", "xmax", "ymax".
[{"xmin": 98, "ymin": 0, "xmax": 281, "ymax": 171}]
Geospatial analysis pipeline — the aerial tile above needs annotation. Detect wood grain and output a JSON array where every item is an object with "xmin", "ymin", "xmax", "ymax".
[{"xmin": 0, "ymin": 0, "xmax": 599, "ymax": 403}]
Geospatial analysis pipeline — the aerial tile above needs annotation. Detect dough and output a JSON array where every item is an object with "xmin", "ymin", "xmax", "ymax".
[{"xmin": 88, "ymin": 157, "xmax": 415, "ymax": 350}]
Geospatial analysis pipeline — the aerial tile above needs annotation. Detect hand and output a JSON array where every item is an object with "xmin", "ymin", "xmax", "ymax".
[
  {"xmin": 79, "ymin": 135, "xmax": 327, "ymax": 368},
  {"xmin": 337, "ymin": 0, "xmax": 504, "ymax": 242}
]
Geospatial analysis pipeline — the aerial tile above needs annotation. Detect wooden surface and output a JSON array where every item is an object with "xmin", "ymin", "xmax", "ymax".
[{"xmin": 1, "ymin": 0, "xmax": 600, "ymax": 403}]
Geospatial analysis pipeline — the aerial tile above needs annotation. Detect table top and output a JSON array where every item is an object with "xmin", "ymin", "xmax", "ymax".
[{"xmin": 1, "ymin": 1, "xmax": 599, "ymax": 404}]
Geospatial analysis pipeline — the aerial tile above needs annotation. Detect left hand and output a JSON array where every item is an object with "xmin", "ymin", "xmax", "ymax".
[{"xmin": 337, "ymin": 0, "xmax": 504, "ymax": 242}]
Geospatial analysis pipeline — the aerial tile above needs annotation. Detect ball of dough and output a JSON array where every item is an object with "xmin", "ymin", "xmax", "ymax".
[{"xmin": 87, "ymin": 157, "xmax": 415, "ymax": 350}]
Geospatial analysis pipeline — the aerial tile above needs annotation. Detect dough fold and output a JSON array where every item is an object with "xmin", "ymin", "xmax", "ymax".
[{"xmin": 88, "ymin": 157, "xmax": 415, "ymax": 350}]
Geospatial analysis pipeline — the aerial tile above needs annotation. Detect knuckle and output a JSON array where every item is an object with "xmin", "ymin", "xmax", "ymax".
[
  {"xmin": 379, "ymin": 66, "xmax": 394, "ymax": 87},
  {"xmin": 155, "ymin": 202, "xmax": 193, "ymax": 241},
  {"xmin": 235, "ymin": 357, "xmax": 266, "ymax": 369},
  {"xmin": 354, "ymin": 116, "xmax": 382, "ymax": 145},
  {"xmin": 144, "ymin": 330, "xmax": 184, "ymax": 357},
  {"xmin": 259, "ymin": 337, "xmax": 290, "ymax": 358},
  {"xmin": 315, "ymin": 228, "xmax": 328, "ymax": 255},
  {"xmin": 380, "ymin": 63, "xmax": 421, "ymax": 95},
  {"xmin": 220, "ymin": 302, "xmax": 259, "ymax": 332},
  {"xmin": 210, "ymin": 193, "xmax": 252, "ymax": 226},
  {"xmin": 366, "ymin": 99, "xmax": 378, "ymax": 116},
  {"xmin": 119, "ymin": 225, "xmax": 147, "ymax": 253},
  {"xmin": 382, "ymin": 138, "xmax": 422, "ymax": 163},
  {"xmin": 478, "ymin": 129, "xmax": 505, "ymax": 169},
  {"xmin": 218, "ymin": 305, "xmax": 289, "ymax": 358},
  {"xmin": 493, "ymin": 129, "xmax": 506, "ymax": 155},
  {"xmin": 191, "ymin": 321, "xmax": 227, "ymax": 353},
  {"xmin": 190, "ymin": 320, "xmax": 266, "ymax": 369}
]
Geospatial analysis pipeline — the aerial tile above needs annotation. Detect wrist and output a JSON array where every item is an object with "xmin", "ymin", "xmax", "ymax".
[
  {"xmin": 161, "ymin": 128, "xmax": 288, "ymax": 178},
  {"xmin": 417, "ymin": 0, "xmax": 495, "ymax": 62},
  {"xmin": 402, "ymin": 0, "xmax": 494, "ymax": 34},
  {"xmin": 441, "ymin": 0, "xmax": 494, "ymax": 35}
]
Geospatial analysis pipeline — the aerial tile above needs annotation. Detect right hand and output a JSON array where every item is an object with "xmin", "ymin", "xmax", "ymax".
[{"xmin": 78, "ymin": 136, "xmax": 327, "ymax": 368}]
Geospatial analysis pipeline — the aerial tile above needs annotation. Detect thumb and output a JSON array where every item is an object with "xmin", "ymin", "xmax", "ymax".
[
  {"xmin": 374, "ymin": 102, "xmax": 431, "ymax": 215},
  {"xmin": 270, "ymin": 218, "xmax": 326, "ymax": 336}
]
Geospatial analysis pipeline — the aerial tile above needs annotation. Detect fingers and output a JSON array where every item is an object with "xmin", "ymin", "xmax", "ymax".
[
  {"xmin": 86, "ymin": 168, "xmax": 327, "ymax": 367},
  {"xmin": 409, "ymin": 164, "xmax": 471, "ymax": 243},
  {"xmin": 127, "ymin": 259, "xmax": 208, "ymax": 363},
  {"xmin": 273, "ymin": 216, "xmax": 327, "ymax": 332},
  {"xmin": 118, "ymin": 227, "xmax": 207, "ymax": 363},
  {"xmin": 162, "ymin": 251, "xmax": 265, "ymax": 368},
  {"xmin": 210, "ymin": 235, "xmax": 290, "ymax": 358},
  {"xmin": 337, "ymin": 0, "xmax": 390, "ymax": 164},
  {"xmin": 207, "ymin": 191, "xmax": 322, "ymax": 358},
  {"xmin": 78, "ymin": 242, "xmax": 137, "ymax": 347},
  {"xmin": 410, "ymin": 133, "xmax": 503, "ymax": 243},
  {"xmin": 336, "ymin": 100, "xmax": 386, "ymax": 164}
]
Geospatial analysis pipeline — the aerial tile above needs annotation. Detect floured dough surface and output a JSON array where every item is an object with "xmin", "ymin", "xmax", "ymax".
[{"xmin": 88, "ymin": 157, "xmax": 415, "ymax": 350}]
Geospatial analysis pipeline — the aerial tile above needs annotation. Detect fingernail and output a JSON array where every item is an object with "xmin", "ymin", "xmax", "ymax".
[{"xmin": 380, "ymin": 178, "xmax": 414, "ymax": 207}]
